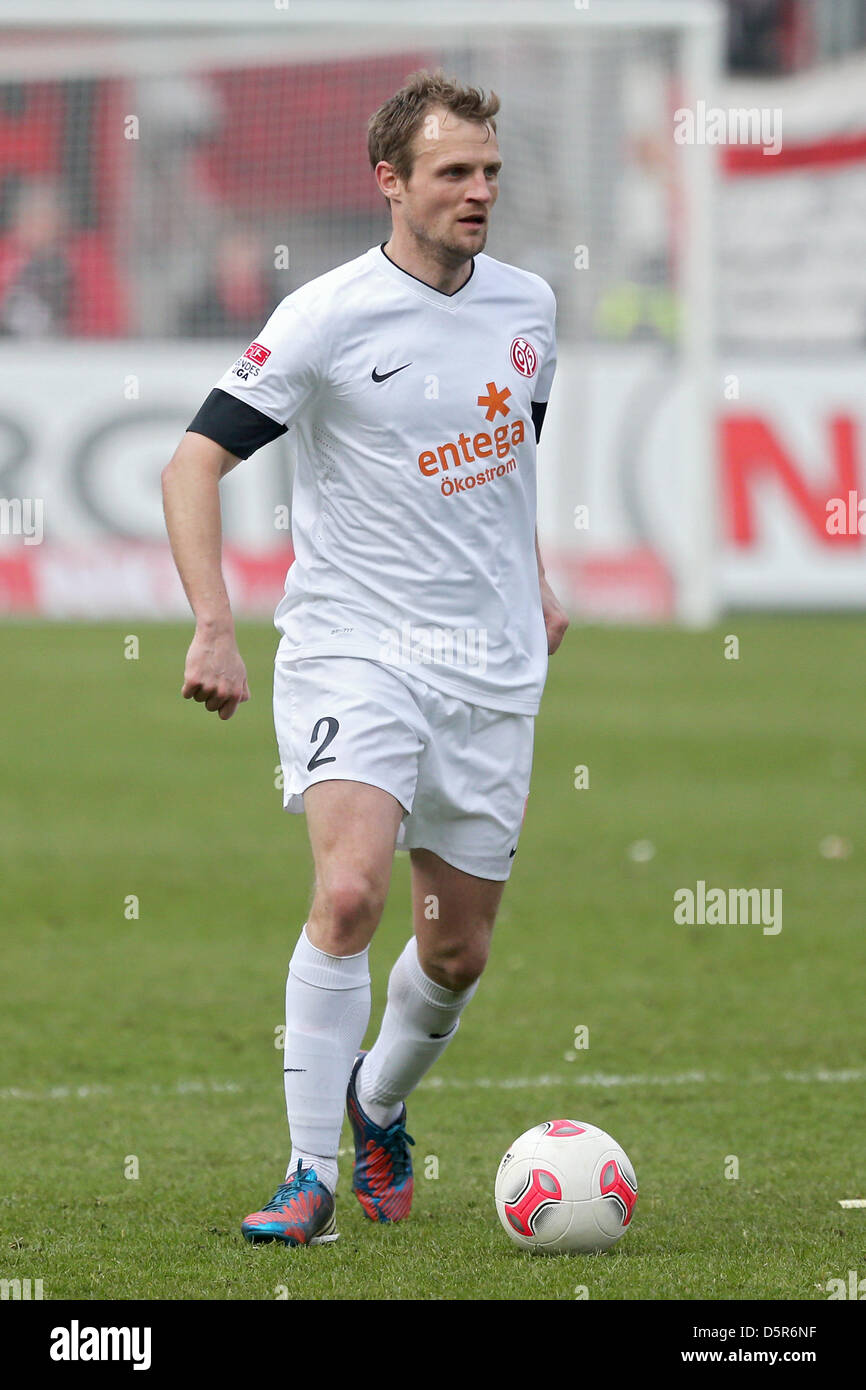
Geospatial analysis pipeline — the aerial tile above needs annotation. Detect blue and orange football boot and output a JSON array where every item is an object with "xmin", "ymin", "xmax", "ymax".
[
  {"xmin": 346, "ymin": 1051, "xmax": 415, "ymax": 1222},
  {"xmin": 241, "ymin": 1160, "xmax": 338, "ymax": 1246}
]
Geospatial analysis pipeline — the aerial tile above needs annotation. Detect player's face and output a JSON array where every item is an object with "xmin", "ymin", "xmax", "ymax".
[{"xmin": 398, "ymin": 110, "xmax": 501, "ymax": 266}]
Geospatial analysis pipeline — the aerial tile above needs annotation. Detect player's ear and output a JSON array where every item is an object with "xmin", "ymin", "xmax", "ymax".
[{"xmin": 375, "ymin": 160, "xmax": 401, "ymax": 202}]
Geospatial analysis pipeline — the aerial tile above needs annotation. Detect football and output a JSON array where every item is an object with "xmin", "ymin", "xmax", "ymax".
[{"xmin": 494, "ymin": 1119, "xmax": 638, "ymax": 1254}]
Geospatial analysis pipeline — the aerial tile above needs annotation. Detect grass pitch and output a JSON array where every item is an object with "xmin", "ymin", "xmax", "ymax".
[{"xmin": 2, "ymin": 617, "xmax": 864, "ymax": 1300}]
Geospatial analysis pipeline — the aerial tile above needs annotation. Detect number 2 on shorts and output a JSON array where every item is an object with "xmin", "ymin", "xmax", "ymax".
[{"xmin": 307, "ymin": 715, "xmax": 340, "ymax": 771}]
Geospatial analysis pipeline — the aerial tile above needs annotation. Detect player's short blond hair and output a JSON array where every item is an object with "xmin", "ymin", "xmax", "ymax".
[{"xmin": 367, "ymin": 69, "xmax": 500, "ymax": 186}]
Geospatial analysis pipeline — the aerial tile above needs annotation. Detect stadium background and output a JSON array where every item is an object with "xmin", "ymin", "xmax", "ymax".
[
  {"xmin": 3, "ymin": 0, "xmax": 866, "ymax": 621},
  {"xmin": 2, "ymin": 0, "xmax": 866, "ymax": 1310}
]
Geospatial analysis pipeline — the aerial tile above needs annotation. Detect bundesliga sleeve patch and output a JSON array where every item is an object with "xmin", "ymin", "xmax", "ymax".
[
  {"xmin": 244, "ymin": 342, "xmax": 271, "ymax": 366},
  {"xmin": 229, "ymin": 341, "xmax": 272, "ymax": 387}
]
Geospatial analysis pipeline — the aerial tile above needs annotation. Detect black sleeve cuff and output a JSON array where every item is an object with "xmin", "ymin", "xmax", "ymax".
[
  {"xmin": 531, "ymin": 400, "xmax": 548, "ymax": 444},
  {"xmin": 186, "ymin": 388, "xmax": 288, "ymax": 461}
]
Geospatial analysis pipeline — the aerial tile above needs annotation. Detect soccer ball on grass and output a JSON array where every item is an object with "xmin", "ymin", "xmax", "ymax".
[{"xmin": 494, "ymin": 1119, "xmax": 637, "ymax": 1254}]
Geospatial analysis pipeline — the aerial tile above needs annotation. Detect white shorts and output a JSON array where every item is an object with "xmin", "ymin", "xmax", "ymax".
[{"xmin": 273, "ymin": 655, "xmax": 535, "ymax": 881}]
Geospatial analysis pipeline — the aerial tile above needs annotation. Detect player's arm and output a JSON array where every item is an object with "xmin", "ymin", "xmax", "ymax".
[
  {"xmin": 164, "ymin": 301, "xmax": 321, "ymax": 718},
  {"xmin": 536, "ymin": 526, "xmax": 569, "ymax": 657},
  {"xmin": 161, "ymin": 429, "xmax": 249, "ymax": 721}
]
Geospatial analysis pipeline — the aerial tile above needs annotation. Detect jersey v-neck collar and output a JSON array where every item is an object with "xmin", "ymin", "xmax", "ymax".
[{"xmin": 374, "ymin": 243, "xmax": 479, "ymax": 311}]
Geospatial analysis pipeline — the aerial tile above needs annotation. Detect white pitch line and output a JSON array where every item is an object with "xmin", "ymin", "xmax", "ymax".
[
  {"xmin": 0, "ymin": 1068, "xmax": 863, "ymax": 1103},
  {"xmin": 0, "ymin": 1080, "xmax": 242, "ymax": 1102},
  {"xmin": 781, "ymin": 1068, "xmax": 866, "ymax": 1084},
  {"xmin": 422, "ymin": 1070, "xmax": 714, "ymax": 1089},
  {"xmin": 424, "ymin": 1068, "xmax": 866, "ymax": 1089}
]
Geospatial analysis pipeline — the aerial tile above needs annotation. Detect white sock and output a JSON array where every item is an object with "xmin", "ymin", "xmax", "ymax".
[
  {"xmin": 357, "ymin": 936, "xmax": 479, "ymax": 1129},
  {"xmin": 283, "ymin": 923, "xmax": 371, "ymax": 1195}
]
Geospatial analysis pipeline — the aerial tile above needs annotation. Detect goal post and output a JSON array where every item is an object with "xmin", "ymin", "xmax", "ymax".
[{"xmin": 0, "ymin": 0, "xmax": 725, "ymax": 625}]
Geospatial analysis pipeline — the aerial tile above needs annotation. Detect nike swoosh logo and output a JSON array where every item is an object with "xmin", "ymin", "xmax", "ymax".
[
  {"xmin": 429, "ymin": 1025, "xmax": 458, "ymax": 1040},
  {"xmin": 509, "ymin": 847, "xmax": 517, "ymax": 857},
  {"xmin": 372, "ymin": 362, "xmax": 412, "ymax": 382}
]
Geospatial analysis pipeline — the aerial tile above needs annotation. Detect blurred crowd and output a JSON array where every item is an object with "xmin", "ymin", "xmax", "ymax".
[
  {"xmin": 0, "ymin": 174, "xmax": 287, "ymax": 340},
  {"xmin": 1, "ymin": 0, "xmax": 865, "ymax": 342},
  {"xmin": 728, "ymin": 0, "xmax": 866, "ymax": 72}
]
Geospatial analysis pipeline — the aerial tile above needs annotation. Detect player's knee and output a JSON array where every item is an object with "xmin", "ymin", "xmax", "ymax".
[
  {"xmin": 422, "ymin": 941, "xmax": 490, "ymax": 993},
  {"xmin": 312, "ymin": 873, "xmax": 386, "ymax": 939}
]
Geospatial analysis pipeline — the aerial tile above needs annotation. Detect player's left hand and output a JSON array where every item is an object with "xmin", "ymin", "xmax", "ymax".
[{"xmin": 540, "ymin": 575, "xmax": 569, "ymax": 655}]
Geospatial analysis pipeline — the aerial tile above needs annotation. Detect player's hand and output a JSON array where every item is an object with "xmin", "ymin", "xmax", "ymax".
[
  {"xmin": 540, "ymin": 575, "xmax": 569, "ymax": 655},
  {"xmin": 182, "ymin": 626, "xmax": 250, "ymax": 720}
]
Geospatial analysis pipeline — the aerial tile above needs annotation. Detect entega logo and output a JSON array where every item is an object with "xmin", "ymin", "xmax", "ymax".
[{"xmin": 418, "ymin": 380, "xmax": 525, "ymax": 498}]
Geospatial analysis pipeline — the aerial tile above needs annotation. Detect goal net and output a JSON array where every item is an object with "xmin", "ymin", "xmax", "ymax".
[{"xmin": 0, "ymin": 0, "xmax": 723, "ymax": 623}]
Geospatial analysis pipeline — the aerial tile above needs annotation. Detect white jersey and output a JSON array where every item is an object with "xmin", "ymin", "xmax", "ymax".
[{"xmin": 212, "ymin": 244, "xmax": 557, "ymax": 714}]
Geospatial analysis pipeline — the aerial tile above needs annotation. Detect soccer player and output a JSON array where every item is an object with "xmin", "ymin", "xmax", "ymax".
[{"xmin": 161, "ymin": 70, "xmax": 568, "ymax": 1247}]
